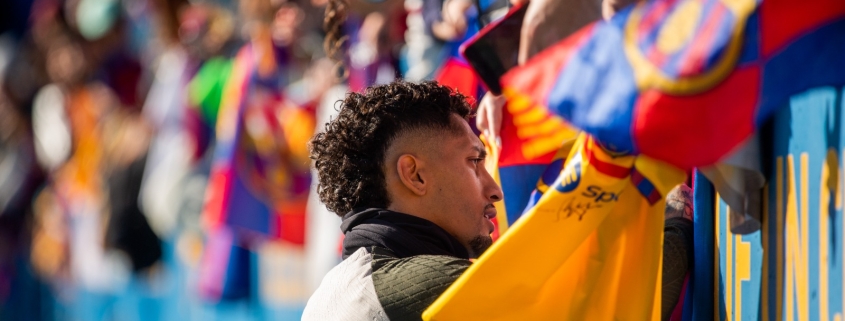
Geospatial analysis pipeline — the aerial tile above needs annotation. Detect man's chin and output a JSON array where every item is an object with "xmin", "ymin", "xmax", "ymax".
[{"xmin": 468, "ymin": 235, "xmax": 494, "ymax": 258}]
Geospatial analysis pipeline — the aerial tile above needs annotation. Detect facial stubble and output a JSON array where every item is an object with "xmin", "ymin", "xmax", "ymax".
[{"xmin": 468, "ymin": 234, "xmax": 493, "ymax": 258}]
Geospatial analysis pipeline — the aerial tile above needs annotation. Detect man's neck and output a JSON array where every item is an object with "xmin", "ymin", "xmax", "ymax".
[{"xmin": 386, "ymin": 202, "xmax": 428, "ymax": 222}]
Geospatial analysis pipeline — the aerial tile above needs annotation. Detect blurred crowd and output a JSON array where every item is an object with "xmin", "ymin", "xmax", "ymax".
[{"xmin": 0, "ymin": 0, "xmax": 510, "ymax": 319}]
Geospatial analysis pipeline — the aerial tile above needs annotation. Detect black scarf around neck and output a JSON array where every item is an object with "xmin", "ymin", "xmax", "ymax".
[{"xmin": 340, "ymin": 208, "xmax": 470, "ymax": 260}]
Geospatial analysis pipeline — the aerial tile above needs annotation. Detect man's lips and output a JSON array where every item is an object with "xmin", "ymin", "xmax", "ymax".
[
  {"xmin": 483, "ymin": 204, "xmax": 497, "ymax": 220},
  {"xmin": 483, "ymin": 205, "xmax": 496, "ymax": 234}
]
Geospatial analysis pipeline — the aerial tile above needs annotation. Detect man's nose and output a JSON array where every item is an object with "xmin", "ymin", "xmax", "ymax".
[
  {"xmin": 489, "ymin": 186, "xmax": 503, "ymax": 202},
  {"xmin": 483, "ymin": 169, "xmax": 504, "ymax": 202}
]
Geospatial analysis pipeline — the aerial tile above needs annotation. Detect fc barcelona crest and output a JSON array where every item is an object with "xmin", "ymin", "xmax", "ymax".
[{"xmin": 623, "ymin": 0, "xmax": 757, "ymax": 94}]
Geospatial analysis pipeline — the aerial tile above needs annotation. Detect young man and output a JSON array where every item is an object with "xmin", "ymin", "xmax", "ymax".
[{"xmin": 303, "ymin": 81, "xmax": 503, "ymax": 321}]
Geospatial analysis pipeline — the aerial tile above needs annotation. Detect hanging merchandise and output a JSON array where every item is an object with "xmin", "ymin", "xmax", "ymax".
[
  {"xmin": 202, "ymin": 43, "xmax": 312, "ymax": 244},
  {"xmin": 499, "ymin": 0, "xmax": 845, "ymax": 169}
]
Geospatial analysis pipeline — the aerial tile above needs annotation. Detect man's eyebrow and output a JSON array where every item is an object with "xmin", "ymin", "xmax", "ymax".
[{"xmin": 472, "ymin": 145, "xmax": 487, "ymax": 158}]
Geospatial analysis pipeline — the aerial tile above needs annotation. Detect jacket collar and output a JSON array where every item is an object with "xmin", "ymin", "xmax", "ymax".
[{"xmin": 340, "ymin": 208, "xmax": 470, "ymax": 260}]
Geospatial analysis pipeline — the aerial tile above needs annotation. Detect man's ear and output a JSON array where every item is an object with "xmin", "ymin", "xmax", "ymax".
[{"xmin": 396, "ymin": 154, "xmax": 427, "ymax": 196}]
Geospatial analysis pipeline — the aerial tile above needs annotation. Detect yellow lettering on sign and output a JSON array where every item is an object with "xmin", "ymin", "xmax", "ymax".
[
  {"xmin": 776, "ymin": 157, "xmax": 784, "ymax": 321},
  {"xmin": 735, "ymin": 234, "xmax": 750, "ymax": 320},
  {"xmin": 820, "ymin": 149, "xmax": 837, "ymax": 321},
  {"xmin": 715, "ymin": 193, "xmax": 751, "ymax": 321},
  {"xmin": 785, "ymin": 154, "xmax": 809, "ymax": 321},
  {"xmin": 837, "ymin": 150, "xmax": 844, "ymax": 211},
  {"xmin": 834, "ymin": 150, "xmax": 845, "ymax": 321},
  {"xmin": 727, "ymin": 198, "xmax": 733, "ymax": 320}
]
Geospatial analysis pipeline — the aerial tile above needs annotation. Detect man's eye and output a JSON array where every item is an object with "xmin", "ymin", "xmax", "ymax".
[{"xmin": 471, "ymin": 158, "xmax": 483, "ymax": 166}]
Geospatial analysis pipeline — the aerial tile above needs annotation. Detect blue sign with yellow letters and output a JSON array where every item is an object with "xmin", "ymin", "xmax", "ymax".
[{"xmin": 698, "ymin": 86, "xmax": 845, "ymax": 320}]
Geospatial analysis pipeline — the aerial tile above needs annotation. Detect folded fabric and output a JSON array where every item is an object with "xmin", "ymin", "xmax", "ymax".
[{"xmin": 424, "ymin": 133, "xmax": 686, "ymax": 320}]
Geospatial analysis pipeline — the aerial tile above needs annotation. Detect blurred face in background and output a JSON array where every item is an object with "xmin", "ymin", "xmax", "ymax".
[
  {"xmin": 179, "ymin": 4, "xmax": 235, "ymax": 59},
  {"xmin": 46, "ymin": 40, "xmax": 86, "ymax": 86}
]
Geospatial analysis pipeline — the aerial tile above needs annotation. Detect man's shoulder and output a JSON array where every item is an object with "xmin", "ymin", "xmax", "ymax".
[
  {"xmin": 369, "ymin": 247, "xmax": 471, "ymax": 321},
  {"xmin": 302, "ymin": 247, "xmax": 388, "ymax": 321},
  {"xmin": 302, "ymin": 247, "xmax": 471, "ymax": 321}
]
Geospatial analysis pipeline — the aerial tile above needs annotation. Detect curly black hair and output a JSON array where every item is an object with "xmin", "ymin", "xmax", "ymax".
[{"xmin": 310, "ymin": 81, "xmax": 473, "ymax": 215}]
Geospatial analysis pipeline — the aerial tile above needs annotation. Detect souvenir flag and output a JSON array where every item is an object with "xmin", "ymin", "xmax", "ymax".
[
  {"xmin": 424, "ymin": 133, "xmax": 687, "ymax": 320},
  {"xmin": 199, "ymin": 42, "xmax": 314, "ymax": 301},
  {"xmin": 434, "ymin": 57, "xmax": 480, "ymax": 101},
  {"xmin": 202, "ymin": 44, "xmax": 312, "ymax": 244},
  {"xmin": 435, "ymin": 11, "xmax": 583, "ymax": 224},
  {"xmin": 501, "ymin": 0, "xmax": 845, "ymax": 169},
  {"xmin": 198, "ymin": 227, "xmax": 251, "ymax": 301},
  {"xmin": 522, "ymin": 137, "xmax": 578, "ymax": 211},
  {"xmin": 188, "ymin": 57, "xmax": 232, "ymax": 127},
  {"xmin": 202, "ymin": 45, "xmax": 279, "ymax": 238},
  {"xmin": 496, "ymin": 92, "xmax": 579, "ymax": 224}
]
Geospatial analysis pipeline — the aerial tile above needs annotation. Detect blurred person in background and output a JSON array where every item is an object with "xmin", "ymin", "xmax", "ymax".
[
  {"xmin": 0, "ymin": 70, "xmax": 46, "ymax": 316},
  {"xmin": 24, "ymin": 0, "xmax": 163, "ymax": 293},
  {"xmin": 138, "ymin": 2, "xmax": 240, "ymax": 284},
  {"xmin": 195, "ymin": 0, "xmax": 336, "ymax": 305},
  {"xmin": 140, "ymin": 1, "xmax": 236, "ymax": 242},
  {"xmin": 322, "ymin": 0, "xmax": 405, "ymax": 89},
  {"xmin": 0, "ymin": 0, "xmax": 339, "ymax": 318}
]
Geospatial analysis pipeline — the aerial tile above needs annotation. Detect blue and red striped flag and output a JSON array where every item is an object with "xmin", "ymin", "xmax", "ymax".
[
  {"xmin": 199, "ymin": 43, "xmax": 314, "ymax": 301},
  {"xmin": 493, "ymin": 91, "xmax": 579, "ymax": 225},
  {"xmin": 202, "ymin": 44, "xmax": 313, "ymax": 244},
  {"xmin": 501, "ymin": 0, "xmax": 845, "ymax": 169}
]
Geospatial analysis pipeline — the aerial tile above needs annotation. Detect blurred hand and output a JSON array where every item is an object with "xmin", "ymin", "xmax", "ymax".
[
  {"xmin": 492, "ymin": 0, "xmax": 636, "ymax": 149},
  {"xmin": 272, "ymin": 4, "xmax": 305, "ymax": 47},
  {"xmin": 664, "ymin": 184, "xmax": 693, "ymax": 221},
  {"xmin": 602, "ymin": 0, "xmax": 641, "ymax": 19},
  {"xmin": 518, "ymin": 0, "xmax": 602, "ymax": 64},
  {"xmin": 432, "ymin": 0, "xmax": 473, "ymax": 41},
  {"xmin": 306, "ymin": 58, "xmax": 338, "ymax": 102},
  {"xmin": 476, "ymin": 92, "xmax": 507, "ymax": 147},
  {"xmin": 358, "ymin": 12, "xmax": 385, "ymax": 46},
  {"xmin": 350, "ymin": 12, "xmax": 385, "ymax": 68}
]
